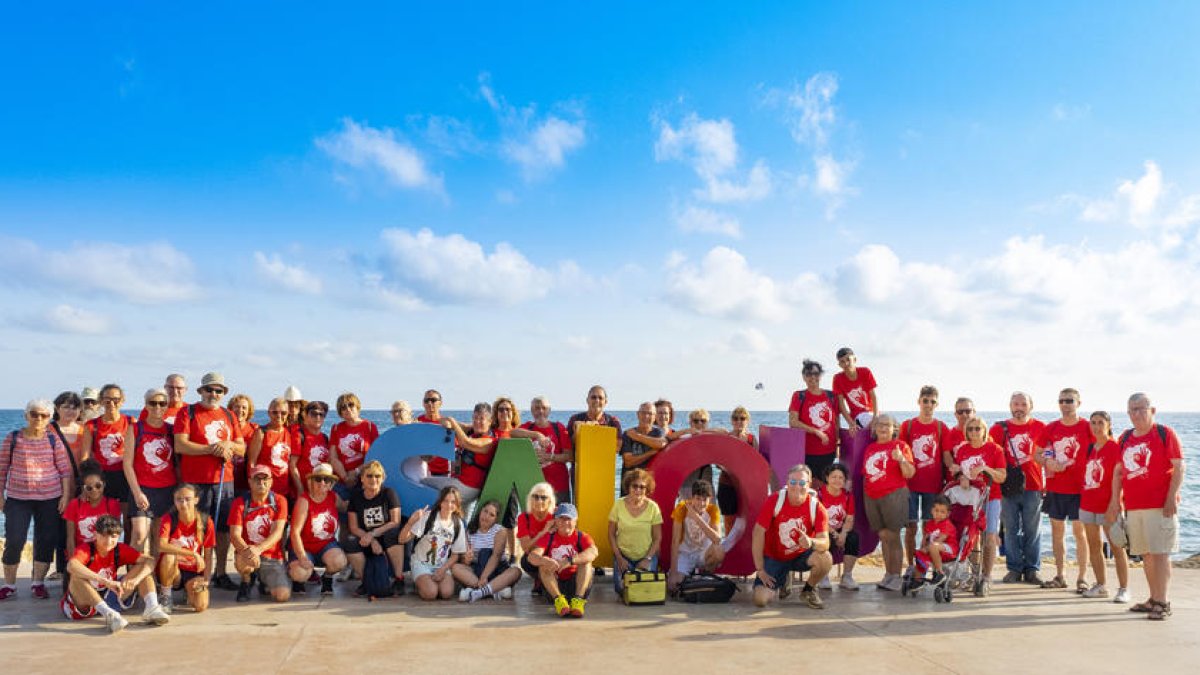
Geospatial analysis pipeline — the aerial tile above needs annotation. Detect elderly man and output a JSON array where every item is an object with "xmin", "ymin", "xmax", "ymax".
[
  {"xmin": 619, "ymin": 402, "xmax": 668, "ymax": 488},
  {"xmin": 173, "ymin": 372, "xmax": 244, "ymax": 592},
  {"xmin": 526, "ymin": 503, "xmax": 598, "ymax": 618},
  {"xmin": 752, "ymin": 464, "xmax": 832, "ymax": 610},
  {"xmin": 1109, "ymin": 393, "xmax": 1185, "ymax": 621},
  {"xmin": 140, "ymin": 374, "xmax": 188, "ymax": 426},
  {"xmin": 991, "ymin": 391, "xmax": 1046, "ymax": 584}
]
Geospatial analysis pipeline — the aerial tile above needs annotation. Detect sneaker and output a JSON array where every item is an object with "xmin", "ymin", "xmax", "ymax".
[
  {"xmin": 458, "ymin": 587, "xmax": 472, "ymax": 602},
  {"xmin": 839, "ymin": 575, "xmax": 860, "ymax": 591},
  {"xmin": 801, "ymin": 588, "xmax": 825, "ymax": 609},
  {"xmin": 0, "ymin": 587, "xmax": 15, "ymax": 601},
  {"xmin": 817, "ymin": 577, "xmax": 832, "ymax": 590},
  {"xmin": 878, "ymin": 574, "xmax": 903, "ymax": 592},
  {"xmin": 236, "ymin": 582, "xmax": 251, "ymax": 603},
  {"xmin": 498, "ymin": 587, "xmax": 513, "ymax": 600},
  {"xmin": 31, "ymin": 584, "xmax": 49, "ymax": 600},
  {"xmin": 1113, "ymin": 587, "xmax": 1131, "ymax": 604},
  {"xmin": 308, "ymin": 571, "xmax": 320, "ymax": 584},
  {"xmin": 1002, "ymin": 571, "xmax": 1022, "ymax": 584},
  {"xmin": 931, "ymin": 571, "xmax": 946, "ymax": 586},
  {"xmin": 212, "ymin": 574, "xmax": 238, "ymax": 592},
  {"xmin": 778, "ymin": 575, "xmax": 794, "ymax": 599},
  {"xmin": 142, "ymin": 605, "xmax": 171, "ymax": 626},
  {"xmin": 1082, "ymin": 584, "xmax": 1109, "ymax": 599},
  {"xmin": 553, "ymin": 595, "xmax": 570, "ymax": 617},
  {"xmin": 292, "ymin": 581, "xmax": 306, "ymax": 595},
  {"xmin": 569, "ymin": 596, "xmax": 587, "ymax": 618},
  {"xmin": 875, "ymin": 573, "xmax": 895, "ymax": 590},
  {"xmin": 106, "ymin": 612, "xmax": 129, "ymax": 634},
  {"xmin": 1023, "ymin": 570, "xmax": 1043, "ymax": 585},
  {"xmin": 320, "ymin": 576, "xmax": 334, "ymax": 595},
  {"xmin": 158, "ymin": 589, "xmax": 173, "ymax": 614},
  {"xmin": 975, "ymin": 578, "xmax": 991, "ymax": 598},
  {"xmin": 334, "ymin": 567, "xmax": 352, "ymax": 583}
]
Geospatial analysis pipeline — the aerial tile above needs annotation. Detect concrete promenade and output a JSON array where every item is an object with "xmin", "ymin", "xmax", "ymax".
[{"xmin": 2, "ymin": 565, "xmax": 1197, "ymax": 674}]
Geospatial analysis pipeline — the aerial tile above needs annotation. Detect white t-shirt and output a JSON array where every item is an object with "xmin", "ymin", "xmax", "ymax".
[{"xmin": 410, "ymin": 513, "xmax": 467, "ymax": 568}]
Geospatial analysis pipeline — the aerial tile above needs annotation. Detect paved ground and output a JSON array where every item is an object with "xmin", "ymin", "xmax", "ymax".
[{"xmin": 1, "ymin": 565, "xmax": 1196, "ymax": 674}]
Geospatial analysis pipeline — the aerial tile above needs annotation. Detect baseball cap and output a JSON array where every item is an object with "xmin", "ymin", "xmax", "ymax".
[{"xmin": 553, "ymin": 503, "xmax": 578, "ymax": 519}]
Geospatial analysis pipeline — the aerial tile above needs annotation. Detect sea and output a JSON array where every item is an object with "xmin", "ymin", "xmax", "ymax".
[{"xmin": 3, "ymin": 409, "xmax": 1196, "ymax": 559}]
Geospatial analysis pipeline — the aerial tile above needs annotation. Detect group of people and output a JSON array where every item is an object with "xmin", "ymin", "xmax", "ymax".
[{"xmin": 0, "ymin": 347, "xmax": 1188, "ymax": 633}]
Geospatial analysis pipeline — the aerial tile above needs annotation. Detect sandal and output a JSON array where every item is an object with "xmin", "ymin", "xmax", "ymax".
[
  {"xmin": 1130, "ymin": 599, "xmax": 1156, "ymax": 613},
  {"xmin": 1041, "ymin": 576, "xmax": 1067, "ymax": 589},
  {"xmin": 1148, "ymin": 600, "xmax": 1172, "ymax": 621},
  {"xmin": 1075, "ymin": 579, "xmax": 1089, "ymax": 594}
]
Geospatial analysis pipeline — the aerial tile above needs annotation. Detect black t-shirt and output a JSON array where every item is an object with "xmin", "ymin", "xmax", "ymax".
[{"xmin": 349, "ymin": 486, "xmax": 400, "ymax": 530}]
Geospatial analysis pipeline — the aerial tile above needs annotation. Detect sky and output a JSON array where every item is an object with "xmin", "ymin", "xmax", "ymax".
[{"xmin": 2, "ymin": 3, "xmax": 1200, "ymax": 412}]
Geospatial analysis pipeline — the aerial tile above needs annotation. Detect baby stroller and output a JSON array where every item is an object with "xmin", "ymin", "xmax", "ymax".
[{"xmin": 901, "ymin": 479, "xmax": 988, "ymax": 603}]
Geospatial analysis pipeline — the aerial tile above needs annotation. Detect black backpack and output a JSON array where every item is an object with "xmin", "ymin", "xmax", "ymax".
[
  {"xmin": 362, "ymin": 551, "xmax": 394, "ymax": 599},
  {"xmin": 997, "ymin": 422, "xmax": 1026, "ymax": 499},
  {"xmin": 677, "ymin": 572, "xmax": 738, "ymax": 603}
]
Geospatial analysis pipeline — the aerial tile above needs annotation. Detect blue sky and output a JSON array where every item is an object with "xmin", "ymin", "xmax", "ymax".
[{"xmin": 3, "ymin": 3, "xmax": 1200, "ymax": 412}]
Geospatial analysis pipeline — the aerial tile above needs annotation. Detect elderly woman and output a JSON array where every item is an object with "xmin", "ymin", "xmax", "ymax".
[
  {"xmin": 344, "ymin": 460, "xmax": 406, "ymax": 597},
  {"xmin": 80, "ymin": 384, "xmax": 135, "ymax": 510},
  {"xmin": 948, "ymin": 415, "xmax": 1007, "ymax": 597},
  {"xmin": 517, "ymin": 482, "xmax": 557, "ymax": 594},
  {"xmin": 288, "ymin": 464, "xmax": 348, "ymax": 595},
  {"xmin": 608, "ymin": 468, "xmax": 663, "ymax": 595},
  {"xmin": 331, "ymin": 392, "xmax": 380, "ymax": 495},
  {"xmin": 124, "ymin": 389, "xmax": 178, "ymax": 556},
  {"xmin": 391, "ymin": 400, "xmax": 413, "ymax": 427},
  {"xmin": 861, "ymin": 414, "xmax": 915, "ymax": 592},
  {"xmin": 1, "ymin": 400, "xmax": 73, "ymax": 601},
  {"xmin": 400, "ymin": 486, "xmax": 468, "ymax": 601},
  {"xmin": 453, "ymin": 499, "xmax": 522, "ymax": 602},
  {"xmin": 520, "ymin": 396, "xmax": 573, "ymax": 505}
]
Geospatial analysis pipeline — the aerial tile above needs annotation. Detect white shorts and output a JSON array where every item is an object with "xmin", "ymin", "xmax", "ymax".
[
  {"xmin": 410, "ymin": 562, "xmax": 439, "ymax": 579},
  {"xmin": 674, "ymin": 548, "xmax": 710, "ymax": 574}
]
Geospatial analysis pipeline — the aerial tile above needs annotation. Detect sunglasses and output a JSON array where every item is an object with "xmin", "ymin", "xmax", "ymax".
[
  {"xmin": 733, "ymin": 416, "xmax": 748, "ymax": 421},
  {"xmin": 955, "ymin": 409, "xmax": 974, "ymax": 415},
  {"xmin": 306, "ymin": 411, "xmax": 327, "ymax": 418},
  {"xmin": 531, "ymin": 494, "xmax": 550, "ymax": 501},
  {"xmin": 788, "ymin": 479, "xmax": 809, "ymax": 486},
  {"xmin": 920, "ymin": 398, "xmax": 938, "ymax": 405},
  {"xmin": 497, "ymin": 407, "xmax": 513, "ymax": 413},
  {"xmin": 424, "ymin": 397, "xmax": 441, "ymax": 404},
  {"xmin": 363, "ymin": 474, "xmax": 383, "ymax": 479},
  {"xmin": 147, "ymin": 401, "xmax": 168, "ymax": 408},
  {"xmin": 630, "ymin": 483, "xmax": 648, "ymax": 490},
  {"xmin": 202, "ymin": 387, "xmax": 227, "ymax": 395},
  {"xmin": 1058, "ymin": 399, "xmax": 1076, "ymax": 405},
  {"xmin": 83, "ymin": 400, "xmax": 99, "ymax": 405},
  {"xmin": 101, "ymin": 397, "xmax": 122, "ymax": 404},
  {"xmin": 311, "ymin": 476, "xmax": 335, "ymax": 484},
  {"xmin": 691, "ymin": 418, "xmax": 707, "ymax": 423},
  {"xmin": 83, "ymin": 483, "xmax": 105, "ymax": 491}
]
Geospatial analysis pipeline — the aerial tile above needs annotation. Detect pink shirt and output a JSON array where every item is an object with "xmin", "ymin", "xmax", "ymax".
[{"xmin": 0, "ymin": 431, "xmax": 72, "ymax": 501}]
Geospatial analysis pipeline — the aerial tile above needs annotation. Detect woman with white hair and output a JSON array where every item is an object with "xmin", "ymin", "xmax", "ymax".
[{"xmin": 1, "ymin": 400, "xmax": 74, "ymax": 601}]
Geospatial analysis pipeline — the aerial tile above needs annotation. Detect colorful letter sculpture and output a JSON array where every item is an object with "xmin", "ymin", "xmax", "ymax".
[
  {"xmin": 370, "ymin": 423, "xmax": 457, "ymax": 515},
  {"xmin": 476, "ymin": 438, "xmax": 546, "ymax": 525},
  {"xmin": 758, "ymin": 425, "xmax": 807, "ymax": 490},
  {"xmin": 844, "ymin": 426, "xmax": 880, "ymax": 557},
  {"xmin": 573, "ymin": 424, "xmax": 619, "ymax": 568}
]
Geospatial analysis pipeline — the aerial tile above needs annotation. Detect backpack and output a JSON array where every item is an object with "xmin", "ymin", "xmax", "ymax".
[
  {"xmin": 773, "ymin": 488, "xmax": 819, "ymax": 522},
  {"xmin": 418, "ymin": 509, "xmax": 463, "ymax": 548},
  {"xmin": 677, "ymin": 572, "xmax": 738, "ymax": 603},
  {"xmin": 183, "ymin": 404, "xmax": 236, "ymax": 440},
  {"xmin": 1118, "ymin": 424, "xmax": 1169, "ymax": 449},
  {"xmin": 997, "ymin": 422, "xmax": 1026, "ymax": 499},
  {"xmin": 240, "ymin": 491, "xmax": 277, "ymax": 518},
  {"xmin": 362, "ymin": 550, "xmax": 394, "ymax": 599}
]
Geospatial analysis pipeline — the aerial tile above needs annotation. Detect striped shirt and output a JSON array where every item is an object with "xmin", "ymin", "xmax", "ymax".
[
  {"xmin": 0, "ymin": 431, "xmax": 71, "ymax": 501},
  {"xmin": 468, "ymin": 523, "xmax": 505, "ymax": 555}
]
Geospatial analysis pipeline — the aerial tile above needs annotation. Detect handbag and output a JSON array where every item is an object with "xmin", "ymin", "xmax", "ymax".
[
  {"xmin": 621, "ymin": 569, "xmax": 667, "ymax": 605},
  {"xmin": 677, "ymin": 572, "xmax": 738, "ymax": 603}
]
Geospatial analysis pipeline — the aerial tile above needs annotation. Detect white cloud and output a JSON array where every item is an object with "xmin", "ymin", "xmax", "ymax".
[
  {"xmin": 315, "ymin": 118, "xmax": 444, "ymax": 195},
  {"xmin": 417, "ymin": 115, "xmax": 484, "ymax": 157},
  {"xmin": 253, "ymin": 252, "xmax": 322, "ymax": 295},
  {"xmin": 783, "ymin": 72, "xmax": 838, "ymax": 146},
  {"xmin": 1073, "ymin": 160, "xmax": 1165, "ymax": 228},
  {"xmin": 378, "ymin": 228, "xmax": 553, "ymax": 305},
  {"xmin": 0, "ymin": 237, "xmax": 199, "ymax": 304},
  {"xmin": 295, "ymin": 341, "xmax": 360, "ymax": 364},
  {"xmin": 728, "ymin": 327, "xmax": 771, "ymax": 356},
  {"xmin": 654, "ymin": 113, "xmax": 772, "ymax": 204},
  {"xmin": 361, "ymin": 272, "xmax": 428, "ymax": 311},
  {"xmin": 834, "ymin": 244, "xmax": 965, "ymax": 316},
  {"xmin": 674, "ymin": 204, "xmax": 742, "ymax": 238},
  {"xmin": 40, "ymin": 304, "xmax": 114, "ymax": 335},
  {"xmin": 479, "ymin": 73, "xmax": 586, "ymax": 179},
  {"xmin": 372, "ymin": 344, "xmax": 410, "ymax": 362},
  {"xmin": 767, "ymin": 72, "xmax": 857, "ymax": 216},
  {"xmin": 664, "ymin": 247, "xmax": 791, "ymax": 321}
]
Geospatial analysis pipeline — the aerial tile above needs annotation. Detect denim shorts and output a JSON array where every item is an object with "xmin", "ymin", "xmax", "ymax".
[{"xmin": 755, "ymin": 549, "xmax": 815, "ymax": 589}]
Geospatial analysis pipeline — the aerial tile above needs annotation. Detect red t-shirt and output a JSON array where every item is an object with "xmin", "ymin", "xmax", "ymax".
[
  {"xmin": 755, "ymin": 492, "xmax": 829, "ymax": 560},
  {"xmin": 1038, "ymin": 419, "xmax": 1094, "ymax": 495},
  {"xmin": 832, "ymin": 367, "xmax": 877, "ymax": 419},
  {"xmin": 457, "ymin": 429, "xmax": 498, "ymax": 489},
  {"xmin": 159, "ymin": 514, "xmax": 216, "ymax": 573},
  {"xmin": 63, "ymin": 496, "xmax": 123, "ymax": 547},
  {"xmin": 923, "ymin": 518, "xmax": 959, "ymax": 556},
  {"xmin": 520, "ymin": 421, "xmax": 572, "ymax": 493},
  {"xmin": 330, "ymin": 419, "xmax": 379, "ymax": 474},
  {"xmin": 534, "ymin": 529, "xmax": 595, "ymax": 579},
  {"xmin": 291, "ymin": 426, "xmax": 331, "ymax": 486},
  {"xmin": 417, "ymin": 415, "xmax": 451, "ymax": 475},
  {"xmin": 139, "ymin": 403, "xmax": 185, "ymax": 427},
  {"xmin": 787, "ymin": 390, "xmax": 837, "ymax": 456},
  {"xmin": 296, "ymin": 492, "xmax": 339, "ymax": 554},
  {"xmin": 516, "ymin": 511, "xmax": 554, "ymax": 542},
  {"xmin": 900, "ymin": 418, "xmax": 949, "ymax": 493},
  {"xmin": 131, "ymin": 421, "xmax": 177, "ymax": 489},
  {"xmin": 228, "ymin": 493, "xmax": 289, "ymax": 560},
  {"xmin": 87, "ymin": 414, "xmax": 133, "ymax": 471},
  {"xmin": 953, "ymin": 441, "xmax": 1006, "ymax": 501},
  {"xmin": 862, "ymin": 439, "xmax": 914, "ymax": 499},
  {"xmin": 1119, "ymin": 425, "xmax": 1184, "ymax": 511},
  {"xmin": 1080, "ymin": 440, "xmax": 1122, "ymax": 514},
  {"xmin": 173, "ymin": 405, "xmax": 243, "ymax": 484},
  {"xmin": 988, "ymin": 419, "xmax": 1047, "ymax": 492},
  {"xmin": 817, "ymin": 486, "xmax": 854, "ymax": 532},
  {"xmin": 72, "ymin": 542, "xmax": 143, "ymax": 589},
  {"xmin": 256, "ymin": 425, "xmax": 294, "ymax": 499}
]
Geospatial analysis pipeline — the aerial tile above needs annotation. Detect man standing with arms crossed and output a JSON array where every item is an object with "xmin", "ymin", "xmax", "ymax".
[{"xmin": 1108, "ymin": 393, "xmax": 1185, "ymax": 621}]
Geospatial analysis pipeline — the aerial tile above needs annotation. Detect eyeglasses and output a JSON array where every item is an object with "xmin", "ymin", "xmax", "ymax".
[
  {"xmin": 690, "ymin": 418, "xmax": 707, "ymax": 423},
  {"xmin": 337, "ymin": 405, "xmax": 356, "ymax": 412},
  {"xmin": 306, "ymin": 411, "xmax": 327, "ymax": 418},
  {"xmin": 788, "ymin": 479, "xmax": 808, "ymax": 486},
  {"xmin": 269, "ymin": 410, "xmax": 288, "ymax": 416},
  {"xmin": 1058, "ymin": 398, "xmax": 1076, "ymax": 405},
  {"xmin": 424, "ymin": 397, "xmax": 441, "ymax": 404},
  {"xmin": 363, "ymin": 474, "xmax": 383, "ymax": 480},
  {"xmin": 101, "ymin": 397, "xmax": 122, "ymax": 404},
  {"xmin": 531, "ymin": 494, "xmax": 550, "ymax": 501},
  {"xmin": 147, "ymin": 401, "xmax": 168, "ymax": 408},
  {"xmin": 250, "ymin": 476, "xmax": 272, "ymax": 482},
  {"xmin": 58, "ymin": 403, "xmax": 80, "ymax": 410},
  {"xmin": 732, "ymin": 416, "xmax": 748, "ymax": 421},
  {"xmin": 83, "ymin": 400, "xmax": 98, "ymax": 406},
  {"xmin": 83, "ymin": 483, "xmax": 105, "ymax": 491},
  {"xmin": 954, "ymin": 409, "xmax": 974, "ymax": 416},
  {"xmin": 630, "ymin": 483, "xmax": 647, "ymax": 490},
  {"xmin": 920, "ymin": 398, "xmax": 938, "ymax": 405},
  {"xmin": 28, "ymin": 412, "xmax": 50, "ymax": 419},
  {"xmin": 202, "ymin": 387, "xmax": 227, "ymax": 395}
]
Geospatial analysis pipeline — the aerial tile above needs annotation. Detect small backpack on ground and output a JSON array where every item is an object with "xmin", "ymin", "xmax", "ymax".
[
  {"xmin": 677, "ymin": 572, "xmax": 738, "ymax": 603},
  {"xmin": 362, "ymin": 552, "xmax": 394, "ymax": 599}
]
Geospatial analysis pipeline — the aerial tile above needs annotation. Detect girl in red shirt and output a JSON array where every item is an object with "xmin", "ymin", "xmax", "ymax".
[
  {"xmin": 1080, "ymin": 411, "xmax": 1129, "ymax": 602},
  {"xmin": 156, "ymin": 484, "xmax": 216, "ymax": 613},
  {"xmin": 63, "ymin": 461, "xmax": 122, "ymax": 554}
]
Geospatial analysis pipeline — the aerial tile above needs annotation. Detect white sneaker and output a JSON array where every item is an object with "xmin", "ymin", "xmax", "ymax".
[
  {"xmin": 458, "ymin": 588, "xmax": 471, "ymax": 602},
  {"xmin": 1113, "ymin": 587, "xmax": 1130, "ymax": 604},
  {"xmin": 839, "ymin": 575, "xmax": 860, "ymax": 591},
  {"xmin": 142, "ymin": 605, "xmax": 171, "ymax": 626},
  {"xmin": 878, "ymin": 574, "xmax": 902, "ymax": 592},
  {"xmin": 817, "ymin": 577, "xmax": 832, "ymax": 590},
  {"xmin": 876, "ymin": 573, "xmax": 895, "ymax": 590},
  {"xmin": 1082, "ymin": 583, "xmax": 1108, "ymax": 599},
  {"xmin": 335, "ymin": 568, "xmax": 352, "ymax": 582},
  {"xmin": 106, "ymin": 613, "xmax": 129, "ymax": 634},
  {"xmin": 498, "ymin": 587, "xmax": 513, "ymax": 600}
]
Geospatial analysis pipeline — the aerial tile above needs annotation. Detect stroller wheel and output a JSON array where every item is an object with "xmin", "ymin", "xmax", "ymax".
[
  {"xmin": 900, "ymin": 581, "xmax": 909, "ymax": 596},
  {"xmin": 945, "ymin": 589, "xmax": 953, "ymax": 603},
  {"xmin": 934, "ymin": 588, "xmax": 944, "ymax": 603}
]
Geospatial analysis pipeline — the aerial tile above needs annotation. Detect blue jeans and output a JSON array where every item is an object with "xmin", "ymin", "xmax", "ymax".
[
  {"xmin": 613, "ymin": 555, "xmax": 658, "ymax": 594},
  {"xmin": 1001, "ymin": 491, "xmax": 1042, "ymax": 573}
]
